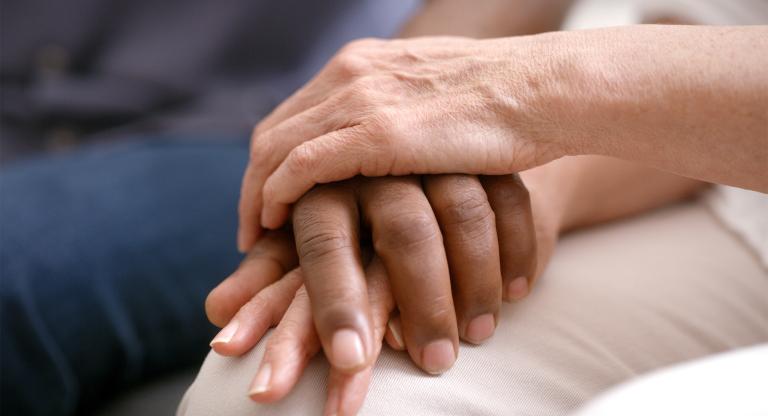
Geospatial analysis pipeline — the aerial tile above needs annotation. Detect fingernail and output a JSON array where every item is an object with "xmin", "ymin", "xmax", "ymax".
[
  {"xmin": 421, "ymin": 339, "xmax": 456, "ymax": 375},
  {"xmin": 331, "ymin": 329, "xmax": 366, "ymax": 370},
  {"xmin": 465, "ymin": 314, "xmax": 496, "ymax": 344},
  {"xmin": 506, "ymin": 276, "xmax": 529, "ymax": 301},
  {"xmin": 248, "ymin": 363, "xmax": 272, "ymax": 395},
  {"xmin": 387, "ymin": 319, "xmax": 404, "ymax": 350},
  {"xmin": 210, "ymin": 320, "xmax": 239, "ymax": 347}
]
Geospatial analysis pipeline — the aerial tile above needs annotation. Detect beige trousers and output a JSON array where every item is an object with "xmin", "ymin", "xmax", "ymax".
[{"xmin": 178, "ymin": 202, "xmax": 768, "ymax": 415}]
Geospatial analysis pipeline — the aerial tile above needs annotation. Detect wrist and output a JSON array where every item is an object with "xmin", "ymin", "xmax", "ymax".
[{"xmin": 502, "ymin": 29, "xmax": 620, "ymax": 161}]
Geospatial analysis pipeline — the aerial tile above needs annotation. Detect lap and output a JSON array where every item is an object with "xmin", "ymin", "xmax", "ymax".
[{"xmin": 179, "ymin": 202, "xmax": 768, "ymax": 416}]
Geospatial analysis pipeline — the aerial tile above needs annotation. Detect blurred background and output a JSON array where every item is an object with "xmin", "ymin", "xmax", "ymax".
[{"xmin": 1, "ymin": 0, "xmax": 635, "ymax": 415}]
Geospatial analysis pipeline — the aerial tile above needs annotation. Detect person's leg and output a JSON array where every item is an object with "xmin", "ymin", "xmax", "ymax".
[
  {"xmin": 574, "ymin": 344, "xmax": 768, "ymax": 416},
  {"xmin": 0, "ymin": 137, "xmax": 248, "ymax": 415},
  {"xmin": 179, "ymin": 202, "xmax": 768, "ymax": 415}
]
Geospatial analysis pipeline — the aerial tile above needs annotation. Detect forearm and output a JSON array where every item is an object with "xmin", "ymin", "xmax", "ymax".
[
  {"xmin": 398, "ymin": 0, "xmax": 574, "ymax": 38},
  {"xmin": 537, "ymin": 25, "xmax": 768, "ymax": 191},
  {"xmin": 522, "ymin": 156, "xmax": 708, "ymax": 233}
]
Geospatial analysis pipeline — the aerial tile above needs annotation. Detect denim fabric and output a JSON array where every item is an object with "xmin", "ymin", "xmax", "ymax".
[{"xmin": 0, "ymin": 138, "xmax": 248, "ymax": 415}]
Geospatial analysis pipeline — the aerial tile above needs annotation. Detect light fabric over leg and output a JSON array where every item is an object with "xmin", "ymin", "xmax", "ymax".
[
  {"xmin": 178, "ymin": 202, "xmax": 768, "ymax": 416},
  {"xmin": 574, "ymin": 344, "xmax": 768, "ymax": 416}
]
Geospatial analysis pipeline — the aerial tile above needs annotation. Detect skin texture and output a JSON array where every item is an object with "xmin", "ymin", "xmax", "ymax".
[
  {"xmin": 236, "ymin": 25, "xmax": 767, "ymax": 231},
  {"xmin": 236, "ymin": 0, "xmax": 576, "ymax": 251},
  {"xmin": 214, "ymin": 174, "xmax": 536, "ymax": 373},
  {"xmin": 221, "ymin": 3, "xmax": 570, "ymax": 378},
  {"xmin": 208, "ymin": 154, "xmax": 705, "ymax": 415},
  {"xmin": 208, "ymin": 2, "xmax": 760, "ymax": 414},
  {"xmin": 227, "ymin": 0, "xmax": 562, "ymax": 380}
]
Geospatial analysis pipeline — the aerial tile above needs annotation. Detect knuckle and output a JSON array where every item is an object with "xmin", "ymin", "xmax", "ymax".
[
  {"xmin": 333, "ymin": 39, "xmax": 378, "ymax": 77},
  {"xmin": 240, "ymin": 292, "xmax": 271, "ymax": 317},
  {"xmin": 267, "ymin": 326, "xmax": 308, "ymax": 359},
  {"xmin": 333, "ymin": 53, "xmax": 367, "ymax": 78},
  {"xmin": 441, "ymin": 190, "xmax": 494, "ymax": 228},
  {"xmin": 374, "ymin": 211, "xmax": 440, "ymax": 252},
  {"xmin": 443, "ymin": 193, "xmax": 496, "ymax": 244},
  {"xmin": 359, "ymin": 108, "xmax": 396, "ymax": 148},
  {"xmin": 408, "ymin": 297, "xmax": 456, "ymax": 328},
  {"xmin": 252, "ymin": 120, "xmax": 267, "ymax": 138},
  {"xmin": 285, "ymin": 142, "xmax": 318, "ymax": 175},
  {"xmin": 341, "ymin": 37, "xmax": 381, "ymax": 55},
  {"xmin": 296, "ymin": 226, "xmax": 353, "ymax": 264},
  {"xmin": 366, "ymin": 106, "xmax": 396, "ymax": 132}
]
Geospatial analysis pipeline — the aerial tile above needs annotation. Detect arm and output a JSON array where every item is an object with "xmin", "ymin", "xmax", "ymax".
[
  {"xmin": 504, "ymin": 155, "xmax": 707, "ymax": 281},
  {"xmin": 552, "ymin": 25, "xmax": 768, "ymax": 193},
  {"xmin": 398, "ymin": 0, "xmax": 574, "ymax": 38},
  {"xmin": 399, "ymin": 8, "xmax": 712, "ymax": 229},
  {"xmin": 523, "ymin": 156, "xmax": 708, "ymax": 236}
]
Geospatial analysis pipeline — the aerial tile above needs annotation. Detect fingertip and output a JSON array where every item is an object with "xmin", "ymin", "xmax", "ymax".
[
  {"xmin": 420, "ymin": 339, "xmax": 457, "ymax": 375},
  {"xmin": 463, "ymin": 313, "xmax": 496, "ymax": 345},
  {"xmin": 330, "ymin": 329, "xmax": 367, "ymax": 372},
  {"xmin": 247, "ymin": 359, "xmax": 302, "ymax": 404},
  {"xmin": 210, "ymin": 320, "xmax": 240, "ymax": 351},
  {"xmin": 504, "ymin": 276, "xmax": 529, "ymax": 302},
  {"xmin": 247, "ymin": 362, "xmax": 273, "ymax": 400},
  {"xmin": 204, "ymin": 289, "xmax": 228, "ymax": 328}
]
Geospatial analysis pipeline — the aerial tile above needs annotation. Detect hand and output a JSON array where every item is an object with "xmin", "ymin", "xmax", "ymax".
[
  {"xmin": 219, "ymin": 173, "xmax": 537, "ymax": 371},
  {"xmin": 289, "ymin": 174, "xmax": 538, "ymax": 375},
  {"xmin": 210, "ymin": 249, "xmax": 395, "ymax": 416},
  {"xmin": 210, "ymin": 157, "xmax": 702, "ymax": 415},
  {"xmin": 237, "ymin": 35, "xmax": 574, "ymax": 245},
  {"xmin": 207, "ymin": 169, "xmax": 562, "ymax": 415}
]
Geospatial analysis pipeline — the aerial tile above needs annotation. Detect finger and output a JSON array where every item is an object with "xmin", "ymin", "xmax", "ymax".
[
  {"xmin": 210, "ymin": 268, "xmax": 303, "ymax": 356},
  {"xmin": 238, "ymin": 99, "xmax": 344, "ymax": 250},
  {"xmin": 259, "ymin": 116, "xmax": 519, "ymax": 229},
  {"xmin": 480, "ymin": 174, "xmax": 537, "ymax": 301},
  {"xmin": 237, "ymin": 163, "xmax": 265, "ymax": 251},
  {"xmin": 325, "ymin": 367, "xmax": 373, "ymax": 416},
  {"xmin": 238, "ymin": 40, "xmax": 379, "ymax": 247},
  {"xmin": 425, "ymin": 174, "xmax": 502, "ymax": 344},
  {"xmin": 260, "ymin": 126, "xmax": 370, "ymax": 229},
  {"xmin": 325, "ymin": 256, "xmax": 394, "ymax": 416},
  {"xmin": 248, "ymin": 284, "xmax": 322, "ymax": 403},
  {"xmin": 359, "ymin": 177, "xmax": 458, "ymax": 375},
  {"xmin": 384, "ymin": 314, "xmax": 405, "ymax": 351},
  {"xmin": 292, "ymin": 182, "xmax": 376, "ymax": 374},
  {"xmin": 207, "ymin": 229, "xmax": 297, "ymax": 327}
]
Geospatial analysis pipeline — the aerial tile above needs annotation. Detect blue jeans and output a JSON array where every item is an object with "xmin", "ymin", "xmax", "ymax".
[{"xmin": 1, "ymin": 138, "xmax": 248, "ymax": 415}]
